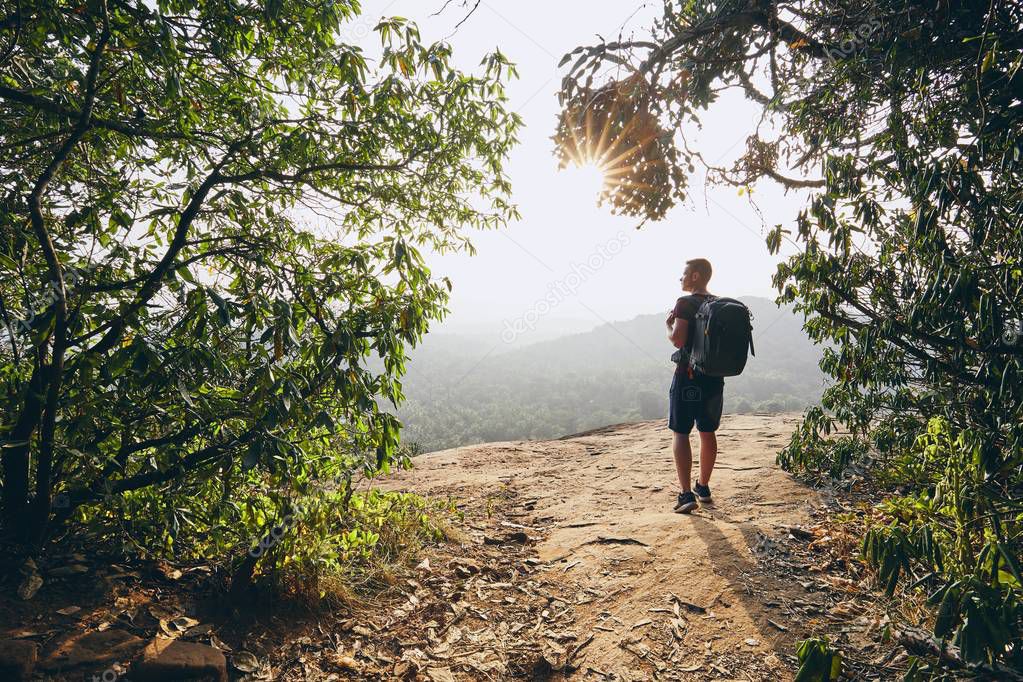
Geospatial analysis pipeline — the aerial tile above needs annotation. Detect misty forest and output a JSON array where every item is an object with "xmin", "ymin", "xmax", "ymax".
[{"xmin": 1, "ymin": 1, "xmax": 1021, "ymax": 681}]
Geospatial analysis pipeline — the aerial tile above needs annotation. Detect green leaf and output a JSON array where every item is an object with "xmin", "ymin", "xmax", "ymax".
[
  {"xmin": 208, "ymin": 288, "xmax": 231, "ymax": 326},
  {"xmin": 176, "ymin": 266, "xmax": 197, "ymax": 284}
]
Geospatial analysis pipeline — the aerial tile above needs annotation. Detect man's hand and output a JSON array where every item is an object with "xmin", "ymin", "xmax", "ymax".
[{"xmin": 665, "ymin": 310, "xmax": 676, "ymax": 328}]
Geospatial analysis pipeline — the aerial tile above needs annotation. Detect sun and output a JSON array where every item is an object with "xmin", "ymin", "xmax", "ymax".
[
  {"xmin": 554, "ymin": 74, "xmax": 676, "ymax": 218},
  {"xmin": 562, "ymin": 161, "xmax": 609, "ymax": 203}
]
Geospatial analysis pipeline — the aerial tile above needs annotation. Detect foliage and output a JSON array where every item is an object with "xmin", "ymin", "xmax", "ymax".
[
  {"xmin": 560, "ymin": 0, "xmax": 1023, "ymax": 674},
  {"xmin": 245, "ymin": 487, "xmax": 455, "ymax": 600},
  {"xmin": 794, "ymin": 637, "xmax": 842, "ymax": 682},
  {"xmin": 776, "ymin": 406, "xmax": 869, "ymax": 478},
  {"xmin": 0, "ymin": 0, "xmax": 519, "ymax": 583},
  {"xmin": 862, "ymin": 418, "xmax": 1023, "ymax": 669}
]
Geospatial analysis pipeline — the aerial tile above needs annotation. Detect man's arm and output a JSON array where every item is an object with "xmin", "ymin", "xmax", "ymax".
[{"xmin": 667, "ymin": 314, "xmax": 688, "ymax": 349}]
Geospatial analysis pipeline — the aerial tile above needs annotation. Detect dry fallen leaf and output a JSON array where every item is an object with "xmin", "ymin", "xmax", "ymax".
[
  {"xmin": 17, "ymin": 573, "xmax": 43, "ymax": 600},
  {"xmin": 426, "ymin": 666, "xmax": 456, "ymax": 682},
  {"xmin": 148, "ymin": 604, "xmax": 178, "ymax": 620},
  {"xmin": 49, "ymin": 564, "xmax": 90, "ymax": 577},
  {"xmin": 322, "ymin": 649, "xmax": 362, "ymax": 671},
  {"xmin": 184, "ymin": 623, "xmax": 213, "ymax": 637},
  {"xmin": 231, "ymin": 650, "xmax": 261, "ymax": 673},
  {"xmin": 209, "ymin": 634, "xmax": 232, "ymax": 652},
  {"xmin": 171, "ymin": 616, "xmax": 200, "ymax": 631}
]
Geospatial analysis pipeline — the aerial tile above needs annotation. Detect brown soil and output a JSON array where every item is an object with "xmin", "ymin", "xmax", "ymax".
[
  {"xmin": 372, "ymin": 413, "xmax": 820, "ymax": 680},
  {"xmin": 3, "ymin": 413, "xmax": 900, "ymax": 680}
]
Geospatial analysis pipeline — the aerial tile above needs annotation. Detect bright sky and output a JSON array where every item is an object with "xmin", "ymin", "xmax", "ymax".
[{"xmin": 357, "ymin": 1, "xmax": 809, "ymax": 341}]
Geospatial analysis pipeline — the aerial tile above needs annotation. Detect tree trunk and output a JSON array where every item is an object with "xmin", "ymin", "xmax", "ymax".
[{"xmin": 1, "ymin": 364, "xmax": 47, "ymax": 540}]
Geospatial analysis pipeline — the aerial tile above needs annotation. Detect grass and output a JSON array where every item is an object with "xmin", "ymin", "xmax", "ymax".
[{"xmin": 254, "ymin": 488, "xmax": 462, "ymax": 605}]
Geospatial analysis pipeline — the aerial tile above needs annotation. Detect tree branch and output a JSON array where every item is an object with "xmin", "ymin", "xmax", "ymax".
[
  {"xmin": 82, "ymin": 140, "xmax": 246, "ymax": 357},
  {"xmin": 27, "ymin": 4, "xmax": 112, "ymax": 542},
  {"xmin": 0, "ymin": 84, "xmax": 215, "ymax": 143}
]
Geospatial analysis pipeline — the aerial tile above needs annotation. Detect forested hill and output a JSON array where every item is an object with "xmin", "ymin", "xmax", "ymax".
[{"xmin": 398, "ymin": 296, "xmax": 825, "ymax": 452}]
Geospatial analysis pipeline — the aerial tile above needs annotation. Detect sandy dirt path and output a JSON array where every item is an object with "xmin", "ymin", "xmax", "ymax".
[{"xmin": 375, "ymin": 413, "xmax": 820, "ymax": 680}]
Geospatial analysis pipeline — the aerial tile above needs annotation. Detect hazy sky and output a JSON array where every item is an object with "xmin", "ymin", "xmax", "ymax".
[{"xmin": 357, "ymin": 1, "xmax": 810, "ymax": 341}]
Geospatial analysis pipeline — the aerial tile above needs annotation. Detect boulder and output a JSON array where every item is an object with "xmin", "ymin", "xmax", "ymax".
[
  {"xmin": 0, "ymin": 639, "xmax": 38, "ymax": 681},
  {"xmin": 130, "ymin": 637, "xmax": 227, "ymax": 682}
]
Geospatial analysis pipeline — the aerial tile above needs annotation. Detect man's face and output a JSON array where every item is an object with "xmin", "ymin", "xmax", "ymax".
[{"xmin": 681, "ymin": 266, "xmax": 699, "ymax": 292}]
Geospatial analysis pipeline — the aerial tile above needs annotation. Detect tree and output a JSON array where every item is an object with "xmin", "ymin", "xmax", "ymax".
[
  {"xmin": 0, "ymin": 0, "xmax": 519, "ymax": 561},
  {"xmin": 560, "ymin": 0, "xmax": 1022, "ymax": 673}
]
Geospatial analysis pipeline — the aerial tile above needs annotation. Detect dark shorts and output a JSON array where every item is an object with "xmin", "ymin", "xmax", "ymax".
[{"xmin": 668, "ymin": 373, "xmax": 724, "ymax": 434}]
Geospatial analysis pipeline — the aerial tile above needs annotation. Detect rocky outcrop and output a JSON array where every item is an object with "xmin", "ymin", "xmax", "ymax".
[{"xmin": 130, "ymin": 637, "xmax": 228, "ymax": 682}]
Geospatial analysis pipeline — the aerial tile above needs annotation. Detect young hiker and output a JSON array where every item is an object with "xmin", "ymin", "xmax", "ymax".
[{"xmin": 665, "ymin": 258, "xmax": 723, "ymax": 513}]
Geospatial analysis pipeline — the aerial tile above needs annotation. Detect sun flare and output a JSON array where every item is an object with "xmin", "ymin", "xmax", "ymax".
[
  {"xmin": 554, "ymin": 73, "xmax": 678, "ymax": 219},
  {"xmin": 563, "ymin": 161, "xmax": 609, "ymax": 202}
]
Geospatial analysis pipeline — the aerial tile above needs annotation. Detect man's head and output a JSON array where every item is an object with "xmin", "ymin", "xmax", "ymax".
[{"xmin": 681, "ymin": 258, "xmax": 713, "ymax": 293}]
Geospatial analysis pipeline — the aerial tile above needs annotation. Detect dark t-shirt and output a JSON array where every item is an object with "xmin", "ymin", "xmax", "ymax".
[
  {"xmin": 672, "ymin": 293, "xmax": 721, "ymax": 380},
  {"xmin": 673, "ymin": 294, "xmax": 712, "ymax": 327}
]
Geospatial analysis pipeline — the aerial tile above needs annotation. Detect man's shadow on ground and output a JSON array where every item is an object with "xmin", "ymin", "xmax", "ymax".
[{"xmin": 686, "ymin": 506, "xmax": 809, "ymax": 663}]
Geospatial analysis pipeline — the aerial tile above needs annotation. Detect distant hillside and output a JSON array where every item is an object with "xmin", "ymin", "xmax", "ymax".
[{"xmin": 397, "ymin": 297, "xmax": 826, "ymax": 451}]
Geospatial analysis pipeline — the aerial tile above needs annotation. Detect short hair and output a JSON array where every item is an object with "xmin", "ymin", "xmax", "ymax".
[{"xmin": 685, "ymin": 258, "xmax": 713, "ymax": 283}]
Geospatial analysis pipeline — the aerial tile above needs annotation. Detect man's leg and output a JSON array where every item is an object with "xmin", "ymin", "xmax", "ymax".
[
  {"xmin": 669, "ymin": 376, "xmax": 700, "ymax": 512},
  {"xmin": 694, "ymin": 379, "xmax": 723, "ymax": 495},
  {"xmin": 697, "ymin": 431, "xmax": 717, "ymax": 486},
  {"xmin": 672, "ymin": 432, "xmax": 693, "ymax": 492}
]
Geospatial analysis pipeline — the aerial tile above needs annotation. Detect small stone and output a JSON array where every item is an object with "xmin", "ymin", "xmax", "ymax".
[
  {"xmin": 0, "ymin": 640, "xmax": 38, "ymax": 681},
  {"xmin": 130, "ymin": 638, "xmax": 227, "ymax": 682}
]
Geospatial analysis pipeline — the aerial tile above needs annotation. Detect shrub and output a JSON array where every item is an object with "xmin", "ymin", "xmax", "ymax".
[{"xmin": 0, "ymin": 0, "xmax": 519, "ymax": 583}]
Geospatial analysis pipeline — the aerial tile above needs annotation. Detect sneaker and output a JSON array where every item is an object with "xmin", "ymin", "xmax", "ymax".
[
  {"xmin": 674, "ymin": 491, "xmax": 698, "ymax": 514},
  {"xmin": 694, "ymin": 481, "xmax": 712, "ymax": 503}
]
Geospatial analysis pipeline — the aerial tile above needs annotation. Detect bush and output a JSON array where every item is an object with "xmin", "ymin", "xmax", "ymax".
[
  {"xmin": 0, "ymin": 1, "xmax": 518, "ymax": 584},
  {"xmin": 245, "ymin": 488, "xmax": 456, "ymax": 600},
  {"xmin": 861, "ymin": 419, "xmax": 1022, "ymax": 669}
]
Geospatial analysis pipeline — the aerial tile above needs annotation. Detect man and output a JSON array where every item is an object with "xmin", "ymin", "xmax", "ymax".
[{"xmin": 665, "ymin": 258, "xmax": 723, "ymax": 513}]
